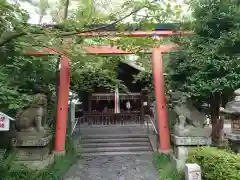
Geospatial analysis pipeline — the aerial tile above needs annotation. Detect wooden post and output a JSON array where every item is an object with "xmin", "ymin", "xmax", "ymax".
[
  {"xmin": 54, "ymin": 56, "xmax": 70, "ymax": 155},
  {"xmin": 152, "ymin": 48, "xmax": 170, "ymax": 153},
  {"xmin": 88, "ymin": 93, "xmax": 92, "ymax": 125},
  {"xmin": 140, "ymin": 90, "xmax": 144, "ymax": 124}
]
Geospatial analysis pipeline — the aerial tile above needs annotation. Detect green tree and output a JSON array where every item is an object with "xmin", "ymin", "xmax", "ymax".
[
  {"xmin": 166, "ymin": 0, "xmax": 240, "ymax": 144},
  {"xmin": 0, "ymin": 0, "xmax": 191, "ymax": 114}
]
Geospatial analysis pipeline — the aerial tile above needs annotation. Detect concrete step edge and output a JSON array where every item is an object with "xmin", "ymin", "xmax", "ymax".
[
  {"xmin": 80, "ymin": 134, "xmax": 148, "ymax": 139},
  {"xmin": 80, "ymin": 142, "xmax": 151, "ymax": 148},
  {"xmin": 80, "ymin": 138, "xmax": 149, "ymax": 143},
  {"xmin": 81, "ymin": 146, "xmax": 152, "ymax": 153},
  {"xmin": 81, "ymin": 151, "xmax": 153, "ymax": 156}
]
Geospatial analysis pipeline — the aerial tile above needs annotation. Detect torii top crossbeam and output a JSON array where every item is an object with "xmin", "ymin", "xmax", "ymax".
[
  {"xmin": 76, "ymin": 30, "xmax": 192, "ymax": 37},
  {"xmin": 27, "ymin": 44, "xmax": 179, "ymax": 55}
]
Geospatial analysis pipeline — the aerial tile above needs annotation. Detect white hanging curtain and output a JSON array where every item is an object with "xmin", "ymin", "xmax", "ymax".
[{"xmin": 114, "ymin": 84, "xmax": 120, "ymax": 114}]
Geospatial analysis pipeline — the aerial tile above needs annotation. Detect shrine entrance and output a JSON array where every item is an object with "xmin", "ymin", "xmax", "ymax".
[
  {"xmin": 84, "ymin": 92, "xmax": 143, "ymax": 126},
  {"xmin": 77, "ymin": 61, "xmax": 150, "ymax": 126},
  {"xmin": 27, "ymin": 26, "xmax": 191, "ymax": 154}
]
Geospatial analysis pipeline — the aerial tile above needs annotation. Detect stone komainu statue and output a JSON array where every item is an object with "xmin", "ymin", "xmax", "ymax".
[{"xmin": 16, "ymin": 93, "xmax": 48, "ymax": 132}]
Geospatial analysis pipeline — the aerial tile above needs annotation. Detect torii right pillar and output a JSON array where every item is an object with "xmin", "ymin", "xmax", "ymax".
[{"xmin": 152, "ymin": 48, "xmax": 171, "ymax": 153}]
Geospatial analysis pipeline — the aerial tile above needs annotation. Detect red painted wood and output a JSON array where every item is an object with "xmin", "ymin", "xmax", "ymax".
[
  {"xmin": 54, "ymin": 56, "xmax": 70, "ymax": 153},
  {"xmin": 77, "ymin": 30, "xmax": 192, "ymax": 37},
  {"xmin": 152, "ymin": 48, "xmax": 170, "ymax": 152},
  {"xmin": 26, "ymin": 44, "xmax": 178, "ymax": 55}
]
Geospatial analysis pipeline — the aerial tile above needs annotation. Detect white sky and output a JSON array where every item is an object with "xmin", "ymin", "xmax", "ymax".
[
  {"xmin": 19, "ymin": 0, "xmax": 126, "ymax": 24},
  {"xmin": 16, "ymin": 0, "xmax": 191, "ymax": 24}
]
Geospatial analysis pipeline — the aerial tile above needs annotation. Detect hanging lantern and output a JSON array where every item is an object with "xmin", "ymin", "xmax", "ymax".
[{"xmin": 126, "ymin": 101, "xmax": 131, "ymax": 110}]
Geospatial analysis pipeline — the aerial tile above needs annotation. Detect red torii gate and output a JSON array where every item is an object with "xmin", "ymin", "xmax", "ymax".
[{"xmin": 27, "ymin": 30, "xmax": 190, "ymax": 155}]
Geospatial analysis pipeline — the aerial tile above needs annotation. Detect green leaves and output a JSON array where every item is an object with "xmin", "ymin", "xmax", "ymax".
[
  {"xmin": 0, "ymin": 42, "xmax": 58, "ymax": 114},
  {"xmin": 166, "ymin": 0, "xmax": 240, "ymax": 105},
  {"xmin": 71, "ymin": 55, "xmax": 124, "ymax": 93},
  {"xmin": 187, "ymin": 147, "xmax": 240, "ymax": 180}
]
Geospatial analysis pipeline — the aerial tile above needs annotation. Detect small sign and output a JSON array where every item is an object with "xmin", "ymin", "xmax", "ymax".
[
  {"xmin": 0, "ymin": 112, "xmax": 14, "ymax": 131},
  {"xmin": 143, "ymin": 102, "xmax": 148, "ymax": 106}
]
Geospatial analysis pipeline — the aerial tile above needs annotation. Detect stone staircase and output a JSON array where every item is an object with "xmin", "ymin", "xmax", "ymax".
[{"xmin": 73, "ymin": 125, "xmax": 153, "ymax": 156}]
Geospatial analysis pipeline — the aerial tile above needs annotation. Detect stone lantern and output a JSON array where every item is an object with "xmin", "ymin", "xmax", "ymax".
[{"xmin": 221, "ymin": 88, "xmax": 240, "ymax": 153}]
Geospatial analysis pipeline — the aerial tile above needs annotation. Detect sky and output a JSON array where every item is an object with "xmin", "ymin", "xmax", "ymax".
[
  {"xmin": 18, "ymin": 0, "xmax": 125, "ymax": 24},
  {"xmin": 17, "ymin": 0, "xmax": 190, "ymax": 24}
]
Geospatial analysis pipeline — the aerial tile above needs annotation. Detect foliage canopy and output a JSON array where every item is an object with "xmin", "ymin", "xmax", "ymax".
[{"xmin": 0, "ymin": 0, "xmax": 190, "ymax": 115}]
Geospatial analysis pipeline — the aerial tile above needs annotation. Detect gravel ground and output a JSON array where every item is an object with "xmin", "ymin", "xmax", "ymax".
[{"xmin": 63, "ymin": 155, "xmax": 158, "ymax": 180}]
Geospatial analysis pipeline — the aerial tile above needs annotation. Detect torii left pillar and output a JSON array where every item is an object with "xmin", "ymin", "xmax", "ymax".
[{"xmin": 54, "ymin": 56, "xmax": 70, "ymax": 155}]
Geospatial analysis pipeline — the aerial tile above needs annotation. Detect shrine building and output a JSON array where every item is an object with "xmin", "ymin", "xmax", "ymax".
[{"xmin": 76, "ymin": 57, "xmax": 151, "ymax": 126}]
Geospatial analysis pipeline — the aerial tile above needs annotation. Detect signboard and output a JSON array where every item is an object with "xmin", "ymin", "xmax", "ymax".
[{"xmin": 0, "ymin": 112, "xmax": 14, "ymax": 131}]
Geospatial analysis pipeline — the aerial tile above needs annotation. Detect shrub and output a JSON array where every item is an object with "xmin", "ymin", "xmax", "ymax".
[
  {"xmin": 153, "ymin": 154, "xmax": 184, "ymax": 180},
  {"xmin": 187, "ymin": 147, "xmax": 240, "ymax": 180}
]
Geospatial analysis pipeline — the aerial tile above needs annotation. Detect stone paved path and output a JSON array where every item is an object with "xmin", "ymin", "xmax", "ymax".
[{"xmin": 64, "ymin": 155, "xmax": 158, "ymax": 180}]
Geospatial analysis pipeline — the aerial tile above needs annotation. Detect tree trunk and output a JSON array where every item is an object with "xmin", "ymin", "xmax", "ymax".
[
  {"xmin": 210, "ymin": 92, "xmax": 223, "ymax": 145},
  {"xmin": 63, "ymin": 0, "xmax": 70, "ymax": 20}
]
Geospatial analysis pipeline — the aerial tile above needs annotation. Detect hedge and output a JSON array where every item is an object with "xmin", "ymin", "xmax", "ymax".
[
  {"xmin": 187, "ymin": 147, "xmax": 240, "ymax": 180},
  {"xmin": 153, "ymin": 154, "xmax": 184, "ymax": 180}
]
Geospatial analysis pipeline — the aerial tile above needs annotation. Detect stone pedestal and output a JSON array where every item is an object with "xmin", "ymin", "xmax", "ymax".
[
  {"xmin": 11, "ymin": 132, "xmax": 54, "ymax": 171},
  {"xmin": 226, "ymin": 116, "xmax": 240, "ymax": 153},
  {"xmin": 220, "ymin": 88, "xmax": 240, "ymax": 154},
  {"xmin": 226, "ymin": 133, "xmax": 240, "ymax": 153},
  {"xmin": 170, "ymin": 134, "xmax": 211, "ymax": 170}
]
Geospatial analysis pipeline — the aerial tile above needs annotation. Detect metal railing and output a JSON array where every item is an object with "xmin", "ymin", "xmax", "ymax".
[
  {"xmin": 145, "ymin": 114, "xmax": 160, "ymax": 151},
  {"xmin": 71, "ymin": 117, "xmax": 80, "ymax": 135},
  {"xmin": 145, "ymin": 114, "xmax": 158, "ymax": 135}
]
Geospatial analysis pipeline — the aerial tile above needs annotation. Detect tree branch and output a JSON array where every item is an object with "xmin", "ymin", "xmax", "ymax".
[
  {"xmin": 60, "ymin": 3, "xmax": 150, "ymax": 37},
  {"xmin": 0, "ymin": 0, "xmax": 157, "ymax": 47},
  {"xmin": 0, "ymin": 32, "xmax": 26, "ymax": 47}
]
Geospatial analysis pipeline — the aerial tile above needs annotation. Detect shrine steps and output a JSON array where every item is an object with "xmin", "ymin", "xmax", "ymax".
[
  {"xmin": 76, "ymin": 133, "xmax": 153, "ymax": 156},
  {"xmin": 80, "ymin": 142, "xmax": 151, "ymax": 148},
  {"xmin": 80, "ymin": 151, "xmax": 153, "ymax": 156},
  {"xmin": 81, "ymin": 134, "xmax": 148, "ymax": 139},
  {"xmin": 74, "ymin": 125, "xmax": 148, "ymax": 135}
]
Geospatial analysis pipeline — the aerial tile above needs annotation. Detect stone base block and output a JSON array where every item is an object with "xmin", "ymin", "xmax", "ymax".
[
  {"xmin": 226, "ymin": 133, "xmax": 240, "ymax": 141},
  {"xmin": 171, "ymin": 134, "xmax": 212, "ymax": 146},
  {"xmin": 170, "ymin": 152, "xmax": 185, "ymax": 170},
  {"xmin": 229, "ymin": 140, "xmax": 240, "ymax": 153},
  {"xmin": 158, "ymin": 149, "xmax": 171, "ymax": 154},
  {"xmin": 13, "ymin": 154, "xmax": 54, "ymax": 171},
  {"xmin": 53, "ymin": 150, "xmax": 66, "ymax": 157},
  {"xmin": 12, "ymin": 135, "xmax": 52, "ymax": 147},
  {"xmin": 15, "ymin": 147, "xmax": 50, "ymax": 161},
  {"xmin": 226, "ymin": 133, "xmax": 240, "ymax": 153},
  {"xmin": 174, "ymin": 126, "xmax": 211, "ymax": 137},
  {"xmin": 15, "ymin": 131, "xmax": 48, "ymax": 140},
  {"xmin": 173, "ymin": 146, "xmax": 192, "ymax": 159}
]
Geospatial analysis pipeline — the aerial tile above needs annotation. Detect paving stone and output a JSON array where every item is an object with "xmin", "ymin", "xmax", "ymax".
[{"xmin": 64, "ymin": 155, "xmax": 157, "ymax": 180}]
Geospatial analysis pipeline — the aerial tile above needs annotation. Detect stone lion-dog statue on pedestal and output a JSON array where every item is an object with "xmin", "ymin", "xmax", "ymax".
[{"xmin": 15, "ymin": 93, "xmax": 48, "ymax": 136}]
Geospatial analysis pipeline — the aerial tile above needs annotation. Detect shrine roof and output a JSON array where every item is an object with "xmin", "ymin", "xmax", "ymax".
[{"xmin": 85, "ymin": 23, "xmax": 179, "ymax": 32}]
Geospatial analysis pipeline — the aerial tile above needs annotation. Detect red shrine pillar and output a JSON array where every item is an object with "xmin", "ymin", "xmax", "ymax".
[
  {"xmin": 54, "ymin": 56, "xmax": 71, "ymax": 155},
  {"xmin": 152, "ymin": 48, "xmax": 170, "ymax": 153}
]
